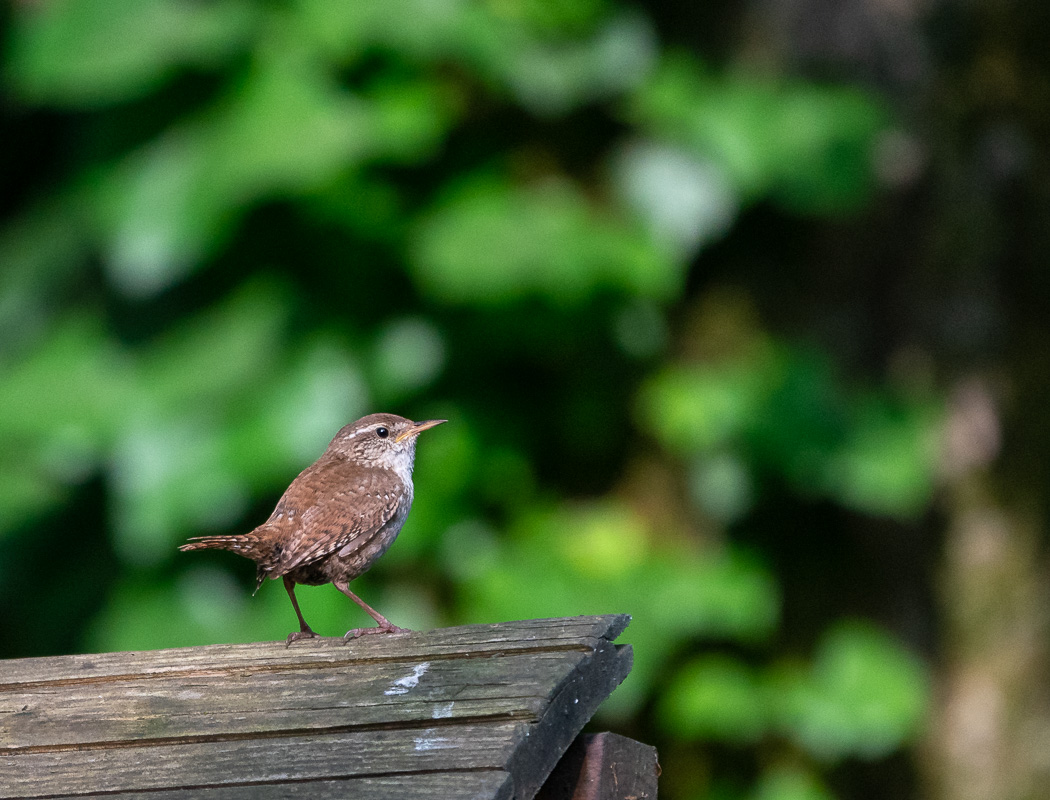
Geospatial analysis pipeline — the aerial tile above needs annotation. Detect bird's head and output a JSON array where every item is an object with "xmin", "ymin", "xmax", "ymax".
[{"xmin": 328, "ymin": 413, "xmax": 446, "ymax": 472}]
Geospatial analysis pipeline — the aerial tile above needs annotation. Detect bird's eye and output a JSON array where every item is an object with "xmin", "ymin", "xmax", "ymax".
[{"xmin": 375, "ymin": 427, "xmax": 389, "ymax": 439}]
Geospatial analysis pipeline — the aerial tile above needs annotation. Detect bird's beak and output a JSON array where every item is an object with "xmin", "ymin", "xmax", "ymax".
[{"xmin": 395, "ymin": 418, "xmax": 447, "ymax": 443}]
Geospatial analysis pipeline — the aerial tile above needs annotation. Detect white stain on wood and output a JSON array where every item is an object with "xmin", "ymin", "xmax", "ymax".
[
  {"xmin": 432, "ymin": 701, "xmax": 455, "ymax": 719},
  {"xmin": 384, "ymin": 662, "xmax": 430, "ymax": 696}
]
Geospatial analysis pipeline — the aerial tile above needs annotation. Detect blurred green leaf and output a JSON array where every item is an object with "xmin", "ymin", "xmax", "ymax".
[
  {"xmin": 641, "ymin": 345, "xmax": 939, "ymax": 520},
  {"xmin": 136, "ymin": 281, "xmax": 289, "ymax": 412},
  {"xmin": 629, "ymin": 55, "xmax": 887, "ymax": 212},
  {"xmin": 0, "ymin": 457, "xmax": 64, "ymax": 538},
  {"xmin": 411, "ymin": 175, "xmax": 679, "ymax": 305},
  {"xmin": 240, "ymin": 335, "xmax": 370, "ymax": 477},
  {"xmin": 639, "ymin": 359, "xmax": 768, "ymax": 455},
  {"xmin": 294, "ymin": 0, "xmax": 652, "ymax": 115},
  {"xmin": 110, "ymin": 415, "xmax": 248, "ymax": 565},
  {"xmin": 502, "ymin": 0, "xmax": 606, "ymax": 33},
  {"xmin": 97, "ymin": 47, "xmax": 381, "ymax": 295},
  {"xmin": 612, "ymin": 139, "xmax": 738, "ymax": 257},
  {"xmin": 365, "ymin": 78, "xmax": 460, "ymax": 162},
  {"xmin": 688, "ymin": 452, "xmax": 754, "ymax": 523},
  {"xmin": 751, "ymin": 765, "xmax": 836, "ymax": 800},
  {"xmin": 497, "ymin": 11, "xmax": 656, "ymax": 114},
  {"xmin": 0, "ymin": 315, "xmax": 131, "ymax": 445},
  {"xmin": 0, "ymin": 315, "xmax": 128, "ymax": 535},
  {"xmin": 370, "ymin": 317, "xmax": 447, "ymax": 400},
  {"xmin": 98, "ymin": 124, "xmax": 224, "ymax": 296},
  {"xmin": 826, "ymin": 399, "xmax": 940, "ymax": 517},
  {"xmin": 767, "ymin": 622, "xmax": 930, "ymax": 761},
  {"xmin": 291, "ymin": 0, "xmax": 454, "ymax": 63},
  {"xmin": 7, "ymin": 0, "xmax": 256, "ymax": 106},
  {"xmin": 660, "ymin": 655, "xmax": 766, "ymax": 743}
]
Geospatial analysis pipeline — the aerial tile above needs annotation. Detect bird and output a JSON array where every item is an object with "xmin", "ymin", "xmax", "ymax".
[{"xmin": 179, "ymin": 413, "xmax": 445, "ymax": 644}]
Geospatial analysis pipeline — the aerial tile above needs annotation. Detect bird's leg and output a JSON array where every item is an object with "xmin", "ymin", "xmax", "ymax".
[
  {"xmin": 283, "ymin": 576, "xmax": 320, "ymax": 646},
  {"xmin": 334, "ymin": 580, "xmax": 410, "ymax": 641}
]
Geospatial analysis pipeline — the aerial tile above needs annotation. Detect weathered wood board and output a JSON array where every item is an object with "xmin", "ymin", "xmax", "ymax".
[{"xmin": 0, "ymin": 616, "xmax": 634, "ymax": 800}]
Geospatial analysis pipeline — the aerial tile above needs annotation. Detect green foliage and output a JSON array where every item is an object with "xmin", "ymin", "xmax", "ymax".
[
  {"xmin": 661, "ymin": 623, "xmax": 929, "ymax": 760},
  {"xmin": 660, "ymin": 655, "xmax": 767, "ymax": 743},
  {"xmin": 630, "ymin": 55, "xmax": 887, "ymax": 213},
  {"xmin": 0, "ymin": 2, "xmax": 937, "ymax": 799},
  {"xmin": 751, "ymin": 765, "xmax": 836, "ymax": 800},
  {"xmin": 7, "ymin": 0, "xmax": 256, "ymax": 106},
  {"xmin": 767, "ymin": 623, "xmax": 930, "ymax": 761},
  {"xmin": 454, "ymin": 500, "xmax": 780, "ymax": 714},
  {"xmin": 412, "ymin": 176, "xmax": 679, "ymax": 305},
  {"xmin": 641, "ymin": 341, "xmax": 940, "ymax": 518}
]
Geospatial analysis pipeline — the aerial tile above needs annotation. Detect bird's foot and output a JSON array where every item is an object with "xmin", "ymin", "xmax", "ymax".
[
  {"xmin": 285, "ymin": 628, "xmax": 321, "ymax": 647},
  {"xmin": 343, "ymin": 623, "xmax": 410, "ymax": 642}
]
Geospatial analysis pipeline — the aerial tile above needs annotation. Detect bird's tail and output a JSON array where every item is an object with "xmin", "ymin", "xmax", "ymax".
[{"xmin": 179, "ymin": 533, "xmax": 264, "ymax": 560}]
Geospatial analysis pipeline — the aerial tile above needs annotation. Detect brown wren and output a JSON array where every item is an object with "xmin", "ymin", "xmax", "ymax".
[{"xmin": 179, "ymin": 413, "xmax": 445, "ymax": 644}]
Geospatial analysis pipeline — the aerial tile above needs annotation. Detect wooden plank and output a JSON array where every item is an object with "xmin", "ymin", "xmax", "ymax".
[
  {"xmin": 1, "ymin": 651, "xmax": 578, "ymax": 749},
  {"xmin": 0, "ymin": 616, "xmax": 635, "ymax": 800},
  {"xmin": 0, "ymin": 616, "xmax": 629, "ymax": 688},
  {"xmin": 62, "ymin": 771, "xmax": 513, "ymax": 800},
  {"xmin": 3, "ymin": 723, "xmax": 522, "ymax": 798},
  {"xmin": 535, "ymin": 733, "xmax": 659, "ymax": 800}
]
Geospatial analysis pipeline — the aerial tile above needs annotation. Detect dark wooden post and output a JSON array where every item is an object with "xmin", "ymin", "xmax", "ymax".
[{"xmin": 537, "ymin": 733, "xmax": 659, "ymax": 800}]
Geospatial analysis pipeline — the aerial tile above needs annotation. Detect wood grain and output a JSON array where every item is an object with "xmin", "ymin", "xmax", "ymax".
[
  {"xmin": 0, "ymin": 616, "xmax": 627, "ymax": 688},
  {"xmin": 67, "ymin": 771, "xmax": 514, "ymax": 800},
  {"xmin": 0, "ymin": 616, "xmax": 633, "ymax": 800}
]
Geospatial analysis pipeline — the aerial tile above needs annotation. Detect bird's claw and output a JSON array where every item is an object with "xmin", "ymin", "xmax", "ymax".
[
  {"xmin": 343, "ymin": 624, "xmax": 409, "ymax": 642},
  {"xmin": 285, "ymin": 629, "xmax": 321, "ymax": 647}
]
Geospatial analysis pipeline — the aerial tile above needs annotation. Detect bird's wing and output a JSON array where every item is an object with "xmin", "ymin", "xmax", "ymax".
[{"xmin": 258, "ymin": 459, "xmax": 403, "ymax": 576}]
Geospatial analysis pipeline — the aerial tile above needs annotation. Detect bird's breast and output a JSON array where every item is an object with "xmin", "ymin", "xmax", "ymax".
[{"xmin": 332, "ymin": 493, "xmax": 412, "ymax": 577}]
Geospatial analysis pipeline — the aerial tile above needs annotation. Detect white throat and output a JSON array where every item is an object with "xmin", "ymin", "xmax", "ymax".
[{"xmin": 375, "ymin": 445, "xmax": 416, "ymax": 490}]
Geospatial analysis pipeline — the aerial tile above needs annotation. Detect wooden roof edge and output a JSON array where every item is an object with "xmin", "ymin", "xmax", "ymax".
[
  {"xmin": 504, "ymin": 620, "xmax": 635, "ymax": 799},
  {"xmin": 0, "ymin": 615, "xmax": 640, "ymax": 800},
  {"xmin": 0, "ymin": 614, "xmax": 634, "ymax": 687}
]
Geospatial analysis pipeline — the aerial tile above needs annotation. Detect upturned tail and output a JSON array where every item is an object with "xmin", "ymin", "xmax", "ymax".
[
  {"xmin": 179, "ymin": 532, "xmax": 274, "ymax": 594},
  {"xmin": 179, "ymin": 533, "xmax": 264, "ymax": 560}
]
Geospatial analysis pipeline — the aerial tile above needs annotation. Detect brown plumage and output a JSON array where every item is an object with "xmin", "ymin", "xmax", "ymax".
[{"xmin": 179, "ymin": 413, "xmax": 445, "ymax": 643}]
